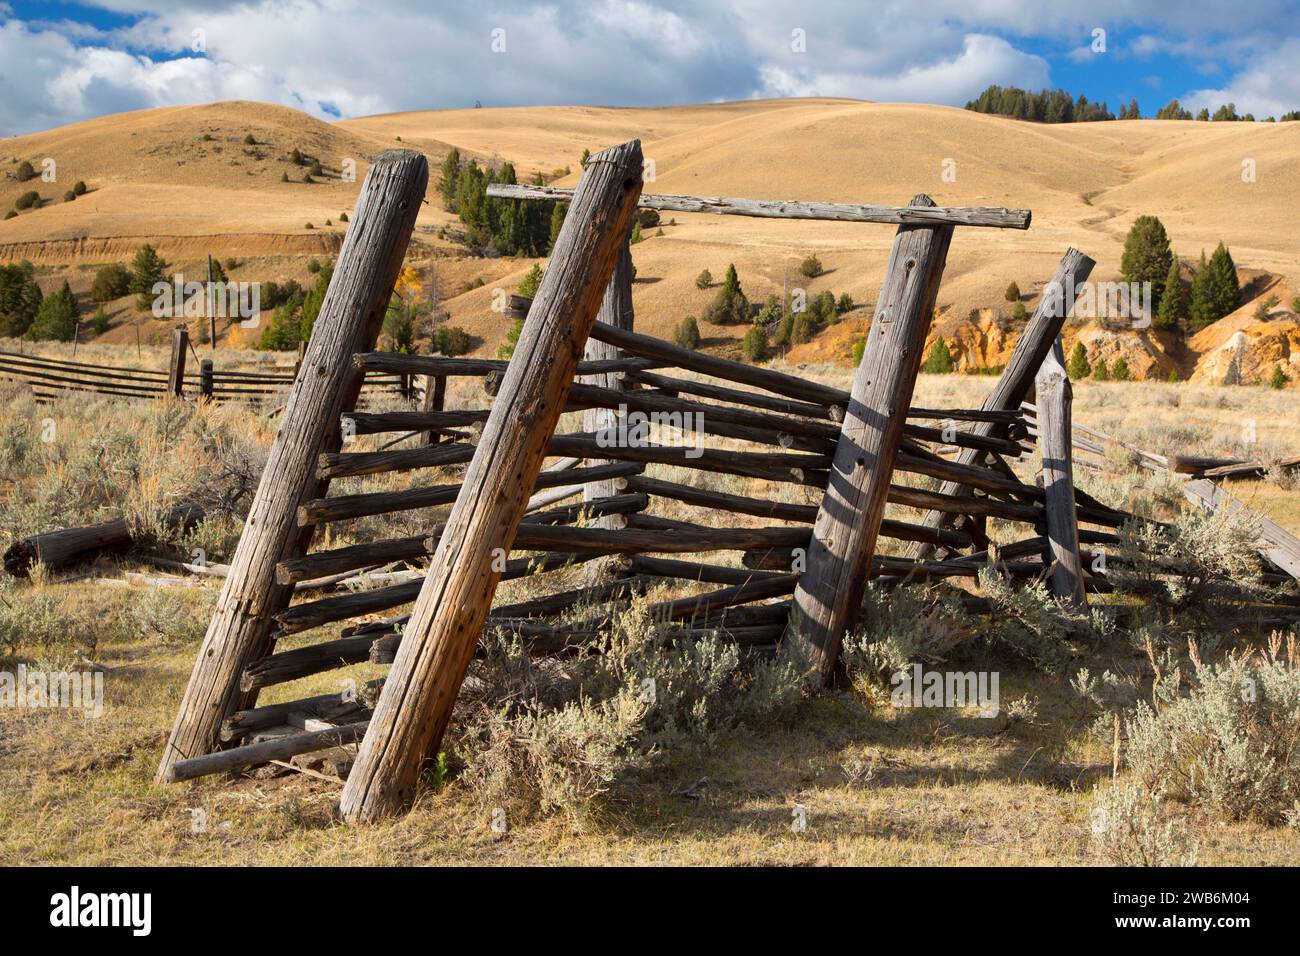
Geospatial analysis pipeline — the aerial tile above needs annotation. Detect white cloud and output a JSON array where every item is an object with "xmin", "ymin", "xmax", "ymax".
[
  {"xmin": 756, "ymin": 33, "xmax": 1048, "ymax": 103},
  {"xmin": 1183, "ymin": 38, "xmax": 1300, "ymax": 119},
  {"xmin": 0, "ymin": 0, "xmax": 1296, "ymax": 135}
]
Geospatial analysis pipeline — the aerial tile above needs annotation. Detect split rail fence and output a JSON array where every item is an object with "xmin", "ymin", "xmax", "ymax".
[{"xmin": 145, "ymin": 142, "xmax": 1300, "ymax": 822}]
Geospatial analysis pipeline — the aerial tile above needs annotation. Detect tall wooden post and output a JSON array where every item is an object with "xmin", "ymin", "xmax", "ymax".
[
  {"xmin": 785, "ymin": 195, "xmax": 953, "ymax": 686},
  {"xmin": 167, "ymin": 326, "xmax": 188, "ymax": 397},
  {"xmin": 1035, "ymin": 337, "xmax": 1087, "ymax": 609},
  {"xmin": 582, "ymin": 230, "xmax": 635, "ymax": 525},
  {"xmin": 418, "ymin": 373, "xmax": 446, "ymax": 446},
  {"xmin": 199, "ymin": 359, "xmax": 214, "ymax": 402},
  {"xmin": 909, "ymin": 248, "xmax": 1095, "ymax": 560},
  {"xmin": 338, "ymin": 140, "xmax": 644, "ymax": 823},
  {"xmin": 157, "ymin": 150, "xmax": 428, "ymax": 783},
  {"xmin": 207, "ymin": 254, "xmax": 217, "ymax": 350}
]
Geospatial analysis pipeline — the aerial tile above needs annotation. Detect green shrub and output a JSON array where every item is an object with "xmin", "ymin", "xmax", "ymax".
[
  {"xmin": 339, "ymin": 212, "xmax": 349, "ymax": 222},
  {"xmin": 89, "ymin": 264, "xmax": 129, "ymax": 303},
  {"xmin": 3, "ymin": 210, "xmax": 15, "ymax": 220},
  {"xmin": 308, "ymin": 159, "xmax": 323, "ymax": 177},
  {"xmin": 1112, "ymin": 356, "xmax": 1130, "ymax": 381},
  {"xmin": 695, "ymin": 268, "xmax": 712, "ymax": 290},
  {"xmin": 742, "ymin": 324, "xmax": 768, "ymax": 362},
  {"xmin": 851, "ymin": 335, "xmax": 866, "ymax": 364},
  {"xmin": 243, "ymin": 134, "xmax": 256, "ymax": 145},
  {"xmin": 799, "ymin": 254, "xmax": 823, "ymax": 278},
  {"xmin": 1270, "ymin": 365, "xmax": 1288, "ymax": 389},
  {"xmin": 1092, "ymin": 358, "xmax": 1110, "ymax": 381},
  {"xmin": 836, "ymin": 293, "xmax": 854, "ymax": 314},
  {"xmin": 1005, "ymin": 281, "xmax": 1021, "ymax": 301},
  {"xmin": 306, "ymin": 258, "xmax": 321, "ymax": 274},
  {"xmin": 433, "ymin": 325, "xmax": 472, "ymax": 357},
  {"xmin": 702, "ymin": 264, "xmax": 748, "ymax": 325},
  {"xmin": 1010, "ymin": 301, "xmax": 1028, "ymax": 323},
  {"xmin": 1124, "ymin": 635, "xmax": 1300, "ymax": 824},
  {"xmin": 15, "ymin": 191, "xmax": 40, "ymax": 210},
  {"xmin": 1067, "ymin": 341, "xmax": 1091, "ymax": 380},
  {"xmin": 90, "ymin": 307, "xmax": 110, "ymax": 335},
  {"xmin": 63, "ymin": 190, "xmax": 76, "ymax": 203},
  {"xmin": 921, "ymin": 337, "xmax": 955, "ymax": 373},
  {"xmin": 15, "ymin": 160, "xmax": 35, "ymax": 182},
  {"xmin": 673, "ymin": 315, "xmax": 701, "ymax": 349},
  {"xmin": 1089, "ymin": 780, "xmax": 1197, "ymax": 866}
]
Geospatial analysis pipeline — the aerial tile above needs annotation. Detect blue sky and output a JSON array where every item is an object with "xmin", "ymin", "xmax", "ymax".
[{"xmin": 2, "ymin": 1, "xmax": 1298, "ymax": 135}]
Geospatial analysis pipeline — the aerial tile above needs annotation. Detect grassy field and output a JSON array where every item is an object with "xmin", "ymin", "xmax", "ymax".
[{"xmin": 1, "ymin": 361, "xmax": 1297, "ymax": 866}]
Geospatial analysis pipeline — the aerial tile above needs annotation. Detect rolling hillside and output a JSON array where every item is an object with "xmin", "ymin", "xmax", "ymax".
[{"xmin": 3, "ymin": 98, "xmax": 1298, "ymax": 372}]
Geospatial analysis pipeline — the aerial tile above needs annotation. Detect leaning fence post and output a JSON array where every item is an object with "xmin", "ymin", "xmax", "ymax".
[
  {"xmin": 157, "ymin": 150, "xmax": 428, "ymax": 784},
  {"xmin": 784, "ymin": 195, "xmax": 953, "ymax": 687},
  {"xmin": 909, "ymin": 247, "xmax": 1095, "ymax": 560},
  {"xmin": 168, "ymin": 326, "xmax": 188, "ymax": 397},
  {"xmin": 338, "ymin": 139, "xmax": 644, "ymax": 823},
  {"xmin": 582, "ymin": 229, "xmax": 636, "ymax": 526},
  {"xmin": 1035, "ymin": 337, "xmax": 1087, "ymax": 609}
]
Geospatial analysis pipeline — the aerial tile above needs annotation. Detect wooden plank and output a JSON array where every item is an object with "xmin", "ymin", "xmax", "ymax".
[
  {"xmin": 1183, "ymin": 479, "xmax": 1300, "ymax": 581},
  {"xmin": 338, "ymin": 140, "xmax": 647, "ymax": 823},
  {"xmin": 487, "ymin": 183, "xmax": 1031, "ymax": 229},
  {"xmin": 1034, "ymin": 337, "xmax": 1087, "ymax": 609},
  {"xmin": 157, "ymin": 149, "xmax": 428, "ymax": 785},
  {"xmin": 785, "ymin": 195, "xmax": 953, "ymax": 685}
]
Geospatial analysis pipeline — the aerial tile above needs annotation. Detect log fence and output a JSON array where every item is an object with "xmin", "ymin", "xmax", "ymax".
[{"xmin": 132, "ymin": 146, "xmax": 1300, "ymax": 820}]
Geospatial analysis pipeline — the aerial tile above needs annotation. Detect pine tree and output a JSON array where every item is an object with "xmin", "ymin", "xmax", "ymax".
[
  {"xmin": 1112, "ymin": 356, "xmax": 1130, "ymax": 381},
  {"xmin": 1270, "ymin": 365, "xmax": 1288, "ymax": 389},
  {"xmin": 1154, "ymin": 257, "xmax": 1183, "ymax": 331},
  {"xmin": 299, "ymin": 261, "xmax": 333, "ymax": 341},
  {"xmin": 0, "ymin": 261, "xmax": 43, "ymax": 337},
  {"xmin": 1092, "ymin": 358, "xmax": 1110, "ymax": 381},
  {"xmin": 630, "ymin": 220, "xmax": 643, "ymax": 244},
  {"xmin": 1067, "ymin": 341, "xmax": 1091, "ymax": 380},
  {"xmin": 742, "ymin": 325, "xmax": 768, "ymax": 362},
  {"xmin": 27, "ymin": 280, "xmax": 78, "ymax": 341},
  {"xmin": 1188, "ymin": 250, "xmax": 1216, "ymax": 331},
  {"xmin": 130, "ymin": 244, "xmax": 168, "ymax": 310},
  {"xmin": 1005, "ymin": 281, "xmax": 1020, "ymax": 302},
  {"xmin": 547, "ymin": 202, "xmax": 567, "ymax": 253},
  {"xmin": 1205, "ymin": 242, "xmax": 1240, "ymax": 319},
  {"xmin": 722, "ymin": 263, "xmax": 741, "ymax": 299},
  {"xmin": 695, "ymin": 269, "xmax": 713, "ymax": 290},
  {"xmin": 1121, "ymin": 215, "xmax": 1173, "ymax": 307},
  {"xmin": 517, "ymin": 264, "xmax": 544, "ymax": 299}
]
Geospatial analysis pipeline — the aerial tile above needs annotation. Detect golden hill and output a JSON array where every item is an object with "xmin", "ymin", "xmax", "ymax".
[{"xmin": 3, "ymin": 98, "xmax": 1298, "ymax": 372}]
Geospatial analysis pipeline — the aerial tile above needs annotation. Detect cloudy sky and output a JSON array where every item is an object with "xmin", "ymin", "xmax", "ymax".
[{"xmin": 1, "ymin": 0, "xmax": 1298, "ymax": 135}]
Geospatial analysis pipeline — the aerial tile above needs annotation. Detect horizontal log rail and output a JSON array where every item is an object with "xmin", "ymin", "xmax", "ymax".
[
  {"xmin": 486, "ymin": 183, "xmax": 1031, "ymax": 229},
  {"xmin": 297, "ymin": 461, "xmax": 641, "ymax": 526}
]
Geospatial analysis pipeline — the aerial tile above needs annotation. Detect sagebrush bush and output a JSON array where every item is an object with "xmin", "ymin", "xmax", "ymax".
[
  {"xmin": 1090, "ymin": 780, "xmax": 1197, "ymax": 866},
  {"xmin": 1124, "ymin": 633, "xmax": 1300, "ymax": 824},
  {"xmin": 842, "ymin": 584, "xmax": 972, "ymax": 685},
  {"xmin": 454, "ymin": 597, "xmax": 810, "ymax": 826}
]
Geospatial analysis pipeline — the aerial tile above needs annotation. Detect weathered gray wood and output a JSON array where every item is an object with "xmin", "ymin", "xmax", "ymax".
[
  {"xmin": 583, "ymin": 234, "xmax": 635, "ymax": 523},
  {"xmin": 167, "ymin": 326, "xmax": 188, "ymax": 397},
  {"xmin": 199, "ymin": 360, "xmax": 214, "ymax": 401},
  {"xmin": 166, "ymin": 721, "xmax": 368, "ymax": 783},
  {"xmin": 591, "ymin": 321, "xmax": 848, "ymax": 407},
  {"xmin": 339, "ymin": 140, "xmax": 646, "ymax": 823},
  {"xmin": 3, "ymin": 502, "xmax": 204, "ymax": 577},
  {"xmin": 487, "ymin": 183, "xmax": 1031, "ymax": 229},
  {"xmin": 157, "ymin": 150, "xmax": 428, "ymax": 784},
  {"xmin": 786, "ymin": 195, "xmax": 953, "ymax": 686},
  {"xmin": 909, "ymin": 248, "xmax": 1095, "ymax": 559},
  {"xmin": 1035, "ymin": 338, "xmax": 1087, "ymax": 609},
  {"xmin": 353, "ymin": 352, "xmax": 654, "ymax": 379},
  {"xmin": 297, "ymin": 461, "xmax": 640, "ymax": 525},
  {"xmin": 1183, "ymin": 479, "xmax": 1300, "ymax": 581}
]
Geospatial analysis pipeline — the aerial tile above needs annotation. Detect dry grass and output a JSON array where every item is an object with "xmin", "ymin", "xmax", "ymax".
[{"xmin": 1, "ymin": 362, "xmax": 1298, "ymax": 866}]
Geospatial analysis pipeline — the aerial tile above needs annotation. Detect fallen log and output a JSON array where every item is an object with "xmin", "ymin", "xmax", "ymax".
[{"xmin": 4, "ymin": 502, "xmax": 205, "ymax": 577}]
